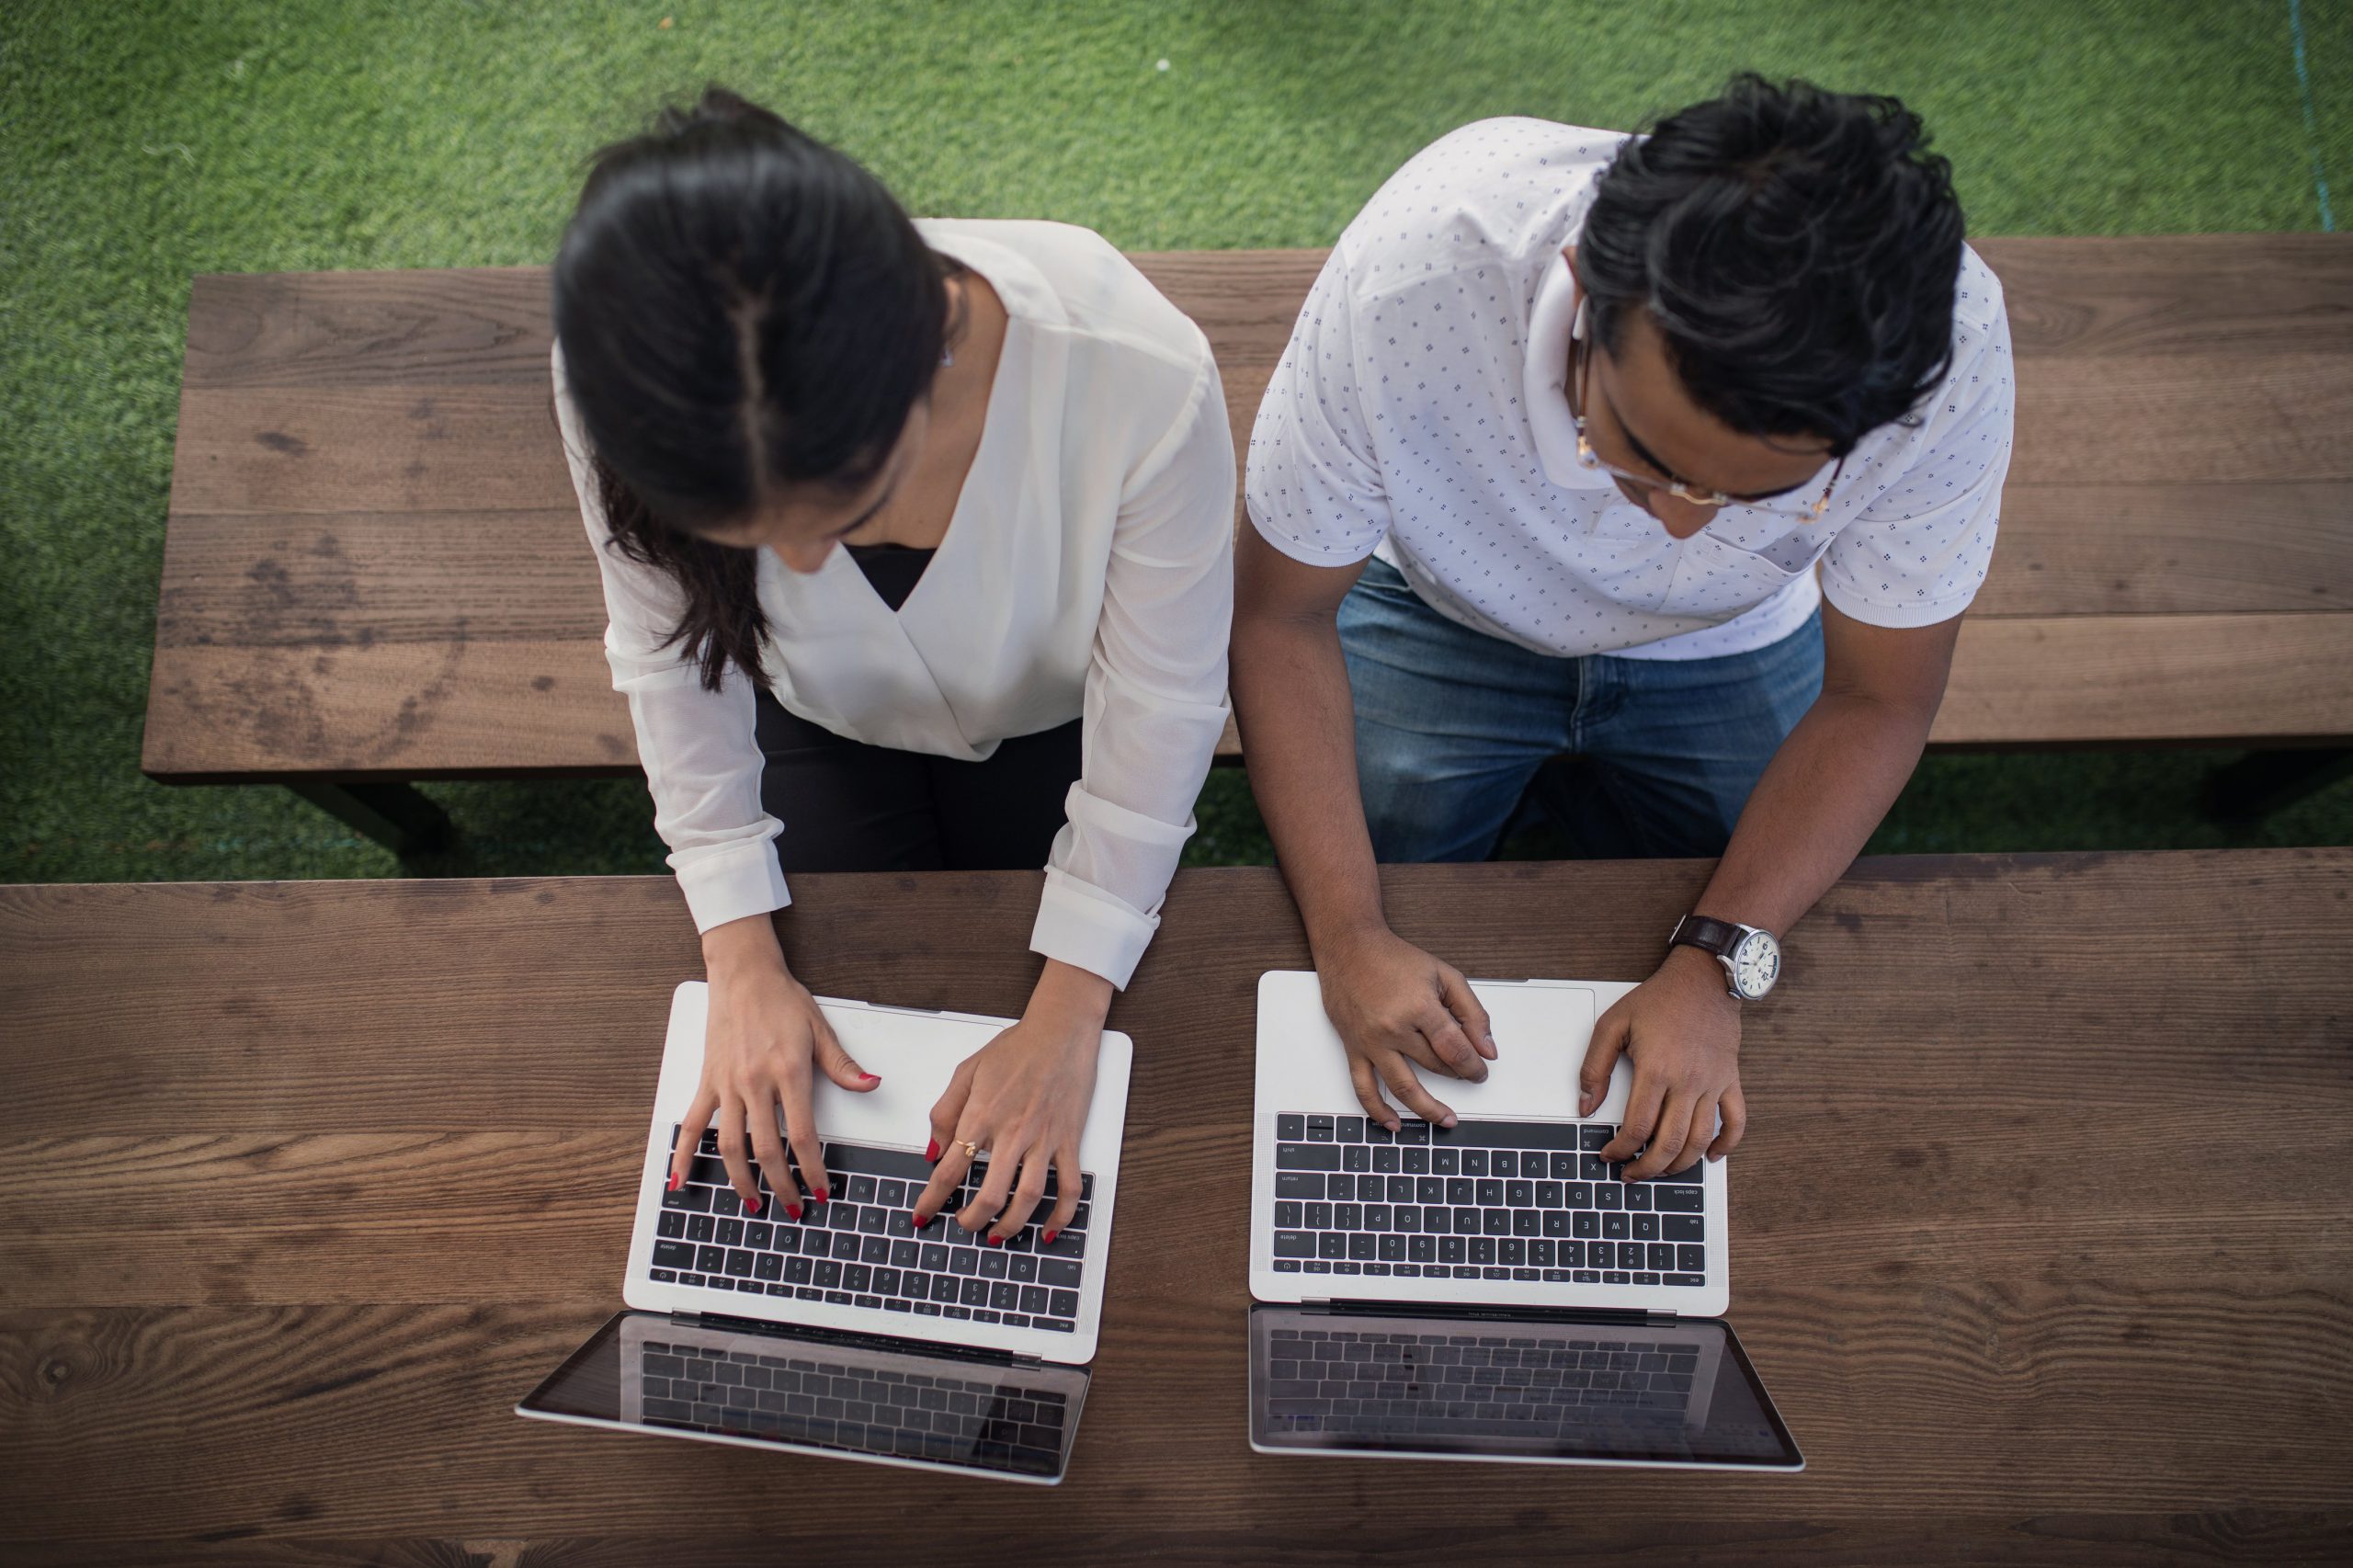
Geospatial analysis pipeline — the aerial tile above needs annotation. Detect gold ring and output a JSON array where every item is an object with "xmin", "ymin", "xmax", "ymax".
[{"xmin": 959, "ymin": 1139, "xmax": 981, "ymax": 1159}]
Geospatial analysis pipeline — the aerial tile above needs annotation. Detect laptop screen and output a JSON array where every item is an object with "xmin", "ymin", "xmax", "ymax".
[
  {"xmin": 1249, "ymin": 1305, "xmax": 1802, "ymax": 1470},
  {"xmin": 518, "ymin": 1311, "xmax": 1089, "ymax": 1483}
]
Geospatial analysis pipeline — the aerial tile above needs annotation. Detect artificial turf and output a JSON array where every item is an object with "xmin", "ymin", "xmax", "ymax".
[{"xmin": 3, "ymin": 0, "xmax": 2347, "ymax": 886}]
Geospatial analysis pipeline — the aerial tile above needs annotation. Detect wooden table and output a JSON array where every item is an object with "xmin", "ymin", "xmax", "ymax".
[{"xmin": 4, "ymin": 851, "xmax": 2349, "ymax": 1563}]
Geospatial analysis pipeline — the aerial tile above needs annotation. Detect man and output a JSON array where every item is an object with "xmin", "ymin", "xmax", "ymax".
[{"xmin": 1233, "ymin": 76, "xmax": 2013, "ymax": 1180}]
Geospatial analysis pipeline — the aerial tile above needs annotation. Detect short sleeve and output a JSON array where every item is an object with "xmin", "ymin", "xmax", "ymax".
[
  {"xmin": 1821, "ymin": 295, "xmax": 2016, "ymax": 630},
  {"xmin": 1243, "ymin": 247, "xmax": 1391, "ymax": 565}
]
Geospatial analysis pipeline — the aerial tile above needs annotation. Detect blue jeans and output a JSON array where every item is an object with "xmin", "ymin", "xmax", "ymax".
[{"xmin": 1338, "ymin": 558, "xmax": 1824, "ymax": 861}]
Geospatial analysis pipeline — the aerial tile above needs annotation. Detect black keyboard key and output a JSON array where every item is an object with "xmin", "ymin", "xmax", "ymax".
[
  {"xmin": 1040, "ymin": 1258, "xmax": 1083, "ymax": 1288},
  {"xmin": 1318, "ymin": 1233, "xmax": 1347, "ymax": 1259},
  {"xmin": 844, "ymin": 1264, "xmax": 871, "ymax": 1291},
  {"xmin": 1549, "ymin": 1152, "xmax": 1576, "ymax": 1180},
  {"xmin": 928, "ymin": 1274, "xmax": 959, "ymax": 1303},
  {"xmin": 1342, "ymin": 1145, "xmax": 1371, "ymax": 1173},
  {"xmin": 1490, "ymin": 1151, "xmax": 1517, "ymax": 1178},
  {"xmin": 1461, "ymin": 1150, "xmax": 1488, "ymax": 1177},
  {"xmin": 1475, "ymin": 1179, "xmax": 1503, "ymax": 1206},
  {"xmin": 991, "ymin": 1280, "xmax": 1020, "ymax": 1310},
  {"xmin": 664, "ymin": 1184, "xmax": 712, "ymax": 1212},
  {"xmin": 1647, "ymin": 1244, "xmax": 1676, "ymax": 1271},
  {"xmin": 1036, "ymin": 1317, "xmax": 1075, "ymax": 1334},
  {"xmin": 1442, "ymin": 1119, "xmax": 1585, "ymax": 1151},
  {"xmin": 1654, "ymin": 1187, "xmax": 1704, "ymax": 1212},
  {"xmin": 696, "ymin": 1245, "xmax": 725, "ymax": 1273},
  {"xmin": 1306, "ymin": 1116, "xmax": 1336, "ymax": 1142},
  {"xmin": 1594, "ymin": 1184, "xmax": 1623, "ymax": 1211},
  {"xmin": 1326, "ymin": 1175, "xmax": 1354, "ymax": 1202},
  {"xmin": 1394, "ymin": 1120, "xmax": 1430, "ymax": 1144},
  {"xmin": 653, "ymin": 1240, "xmax": 694, "ymax": 1270},
  {"xmin": 714, "ymin": 1218, "xmax": 744, "ymax": 1246},
  {"xmin": 1274, "ymin": 1232, "xmax": 1315, "ymax": 1258},
  {"xmin": 1657, "ymin": 1163, "xmax": 1705, "ymax": 1188},
  {"xmin": 1009, "ymin": 1255, "xmax": 1038, "ymax": 1282},
  {"xmin": 1338, "ymin": 1116, "xmax": 1366, "ymax": 1142},
  {"xmin": 1347, "ymin": 1233, "xmax": 1376, "ymax": 1261},
  {"xmin": 1677, "ymin": 1244, "xmax": 1706, "ymax": 1271},
  {"xmin": 1664, "ymin": 1273, "xmax": 1705, "ymax": 1287},
  {"xmin": 1048, "ymin": 1289, "xmax": 1079, "ymax": 1317},
  {"xmin": 1020, "ymin": 1286, "xmax": 1051, "ymax": 1315},
  {"xmin": 1664, "ymin": 1216, "xmax": 1705, "ymax": 1242},
  {"xmin": 1580, "ymin": 1126, "xmax": 1614, "ymax": 1152},
  {"xmin": 861, "ymin": 1235, "xmax": 892, "ymax": 1265},
  {"xmin": 1276, "ymin": 1201, "xmax": 1303, "ymax": 1228},
  {"xmin": 1305, "ymin": 1202, "xmax": 1332, "ymax": 1229},
  {"xmin": 961, "ymin": 1278, "xmax": 991, "ymax": 1307},
  {"xmin": 687, "ymin": 1214, "xmax": 715, "ymax": 1243},
  {"xmin": 1602, "ymin": 1213, "xmax": 1630, "ymax": 1240},
  {"xmin": 1623, "ymin": 1184, "xmax": 1653, "ymax": 1212},
  {"xmin": 1482, "ymin": 1209, "xmax": 1511, "ymax": 1236},
  {"xmin": 1431, "ymin": 1148, "xmax": 1459, "ymax": 1175},
  {"xmin": 1278, "ymin": 1143, "xmax": 1342, "ymax": 1171},
  {"xmin": 1277, "ymin": 1114, "xmax": 1305, "ymax": 1141},
  {"xmin": 658, "ymin": 1211, "xmax": 687, "ymax": 1239},
  {"xmin": 1276, "ymin": 1171, "xmax": 1324, "ymax": 1200}
]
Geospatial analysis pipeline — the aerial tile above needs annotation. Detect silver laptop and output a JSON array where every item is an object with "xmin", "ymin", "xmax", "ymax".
[
  {"xmin": 518, "ymin": 981, "xmax": 1133, "ymax": 1484},
  {"xmin": 1245, "ymin": 970, "xmax": 1801, "ymax": 1471}
]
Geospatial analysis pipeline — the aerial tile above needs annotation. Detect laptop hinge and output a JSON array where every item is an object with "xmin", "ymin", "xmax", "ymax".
[
  {"xmin": 673, "ymin": 1310, "xmax": 1046, "ymax": 1368},
  {"xmin": 1306, "ymin": 1300, "xmax": 1677, "ymax": 1326}
]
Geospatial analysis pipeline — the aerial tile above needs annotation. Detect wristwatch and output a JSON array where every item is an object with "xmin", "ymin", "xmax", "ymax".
[{"xmin": 1668, "ymin": 915, "xmax": 1782, "ymax": 1001}]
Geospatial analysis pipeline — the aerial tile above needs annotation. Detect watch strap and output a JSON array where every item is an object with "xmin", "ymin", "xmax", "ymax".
[{"xmin": 1669, "ymin": 915, "xmax": 1742, "ymax": 959}]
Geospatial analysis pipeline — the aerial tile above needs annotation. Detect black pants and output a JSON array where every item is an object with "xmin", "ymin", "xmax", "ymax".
[{"xmin": 754, "ymin": 691, "xmax": 1083, "ymax": 873}]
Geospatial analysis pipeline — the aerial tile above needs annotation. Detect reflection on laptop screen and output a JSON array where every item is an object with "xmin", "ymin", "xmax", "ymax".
[
  {"xmin": 521, "ymin": 1312, "xmax": 1086, "ymax": 1481},
  {"xmin": 1249, "ymin": 1307, "xmax": 1801, "ymax": 1469}
]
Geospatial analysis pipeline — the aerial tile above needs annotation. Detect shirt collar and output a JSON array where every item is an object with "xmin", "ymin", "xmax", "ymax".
[{"xmin": 1521, "ymin": 245, "xmax": 1597, "ymax": 492}]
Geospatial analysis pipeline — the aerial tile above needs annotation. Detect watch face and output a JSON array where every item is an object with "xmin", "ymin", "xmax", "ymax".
[{"xmin": 1730, "ymin": 930, "xmax": 1781, "ymax": 999}]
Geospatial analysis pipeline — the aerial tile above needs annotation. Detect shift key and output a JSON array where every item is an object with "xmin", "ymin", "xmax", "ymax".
[{"xmin": 1276, "ymin": 1143, "xmax": 1342, "ymax": 1171}]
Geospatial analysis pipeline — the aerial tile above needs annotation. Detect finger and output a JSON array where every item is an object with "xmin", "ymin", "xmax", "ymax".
[
  {"xmin": 1708, "ymin": 1084, "xmax": 1747, "ymax": 1160},
  {"xmin": 1437, "ymin": 965, "xmax": 1497, "ymax": 1061},
  {"xmin": 912, "ymin": 1131, "xmax": 972, "ymax": 1228},
  {"xmin": 991, "ymin": 1147, "xmax": 1051, "ymax": 1241},
  {"xmin": 1600, "ymin": 1064, "xmax": 1666, "ymax": 1164},
  {"xmin": 668, "ymin": 1085, "xmax": 719, "ymax": 1192},
  {"xmin": 1580, "ymin": 1002, "xmax": 1631, "ymax": 1119},
  {"xmin": 1377, "ymin": 1054, "xmax": 1457, "ymax": 1131},
  {"xmin": 1620, "ymin": 1092, "xmax": 1692, "ymax": 1181},
  {"xmin": 960, "ymin": 1126, "xmax": 1018, "ymax": 1235},
  {"xmin": 811, "ymin": 1010, "xmax": 881, "ymax": 1093},
  {"xmin": 714, "ymin": 1096, "xmax": 760, "ymax": 1210},
  {"xmin": 1039, "ymin": 1147, "xmax": 1082, "ymax": 1245},
  {"xmin": 770, "ymin": 1080, "xmax": 816, "ymax": 1220},
  {"xmin": 1672, "ymin": 1095, "xmax": 1716, "ymax": 1176},
  {"xmin": 743, "ymin": 1090, "xmax": 790, "ymax": 1220},
  {"xmin": 926, "ymin": 1057, "xmax": 977, "ymax": 1169},
  {"xmin": 1347, "ymin": 1054, "xmax": 1392, "ymax": 1129},
  {"xmin": 1415, "ymin": 1001, "xmax": 1486, "ymax": 1083}
]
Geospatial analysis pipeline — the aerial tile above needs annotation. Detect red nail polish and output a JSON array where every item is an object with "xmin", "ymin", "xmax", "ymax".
[
  {"xmin": 913, "ymin": 1211, "xmax": 929, "ymax": 1228},
  {"xmin": 861, "ymin": 1073, "xmax": 881, "ymax": 1085},
  {"xmin": 785, "ymin": 1203, "xmax": 802, "ymax": 1221},
  {"xmin": 986, "ymin": 1233, "xmax": 1003, "ymax": 1247},
  {"xmin": 744, "ymin": 1197, "xmax": 761, "ymax": 1216},
  {"xmin": 926, "ymin": 1139, "xmax": 939, "ymax": 1162},
  {"xmin": 666, "ymin": 1170, "xmax": 682, "ymax": 1192},
  {"xmin": 1042, "ymin": 1229, "xmax": 1059, "ymax": 1246},
  {"xmin": 815, "ymin": 1188, "xmax": 831, "ymax": 1203}
]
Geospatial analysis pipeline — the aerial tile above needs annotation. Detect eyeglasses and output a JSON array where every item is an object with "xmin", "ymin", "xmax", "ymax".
[{"xmin": 1568, "ymin": 306, "xmax": 1843, "ymax": 521}]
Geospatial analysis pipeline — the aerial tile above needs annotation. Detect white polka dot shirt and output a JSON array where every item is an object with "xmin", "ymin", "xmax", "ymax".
[{"xmin": 1245, "ymin": 117, "xmax": 2015, "ymax": 660}]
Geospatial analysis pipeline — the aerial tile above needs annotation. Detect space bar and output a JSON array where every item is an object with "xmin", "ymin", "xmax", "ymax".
[
  {"xmin": 814, "ymin": 1142, "xmax": 936, "ymax": 1180},
  {"xmin": 1433, "ymin": 1118, "xmax": 1585, "ymax": 1150}
]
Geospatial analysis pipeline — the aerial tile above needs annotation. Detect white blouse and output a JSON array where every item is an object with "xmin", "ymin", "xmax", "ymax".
[{"xmin": 552, "ymin": 219, "xmax": 1237, "ymax": 989}]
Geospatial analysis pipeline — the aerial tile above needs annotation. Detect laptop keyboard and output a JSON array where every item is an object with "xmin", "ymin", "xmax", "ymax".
[
  {"xmin": 651, "ymin": 1128, "xmax": 1095, "ymax": 1335},
  {"xmin": 1263, "ymin": 1324, "xmax": 1699, "ymax": 1436},
  {"xmin": 639, "ymin": 1337, "xmax": 1068, "ymax": 1475},
  {"xmin": 1269, "ymin": 1114, "xmax": 1707, "ymax": 1287}
]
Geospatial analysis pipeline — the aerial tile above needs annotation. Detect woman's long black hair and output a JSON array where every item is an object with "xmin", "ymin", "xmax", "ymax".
[{"xmin": 552, "ymin": 85, "xmax": 959, "ymax": 690}]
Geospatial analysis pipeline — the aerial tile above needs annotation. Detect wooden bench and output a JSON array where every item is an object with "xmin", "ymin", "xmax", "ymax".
[
  {"xmin": 146, "ymin": 238, "xmax": 2353, "ymax": 850},
  {"xmin": 4, "ymin": 850, "xmax": 2348, "ymax": 1558}
]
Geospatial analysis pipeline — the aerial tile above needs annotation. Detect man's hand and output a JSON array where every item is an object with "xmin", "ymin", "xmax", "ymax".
[
  {"xmin": 1581, "ymin": 944, "xmax": 1747, "ymax": 1179},
  {"xmin": 1316, "ymin": 925, "xmax": 1497, "ymax": 1131}
]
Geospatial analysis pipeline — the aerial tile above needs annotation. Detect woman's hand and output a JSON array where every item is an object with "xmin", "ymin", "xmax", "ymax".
[
  {"xmin": 666, "ymin": 914, "xmax": 881, "ymax": 1219},
  {"xmin": 910, "ymin": 960, "xmax": 1108, "ymax": 1244}
]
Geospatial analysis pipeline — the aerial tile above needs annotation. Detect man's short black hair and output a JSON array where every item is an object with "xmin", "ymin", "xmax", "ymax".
[{"xmin": 1577, "ymin": 73, "xmax": 1966, "ymax": 459}]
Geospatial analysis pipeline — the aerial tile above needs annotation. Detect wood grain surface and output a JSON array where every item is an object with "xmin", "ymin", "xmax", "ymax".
[
  {"xmin": 143, "ymin": 236, "xmax": 2353, "ymax": 780},
  {"xmin": 2, "ymin": 852, "xmax": 2349, "ymax": 1562}
]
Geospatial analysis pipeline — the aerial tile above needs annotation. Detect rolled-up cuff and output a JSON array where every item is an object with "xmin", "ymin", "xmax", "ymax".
[
  {"xmin": 675, "ymin": 840, "xmax": 793, "ymax": 935},
  {"xmin": 1029, "ymin": 868, "xmax": 1159, "ymax": 991}
]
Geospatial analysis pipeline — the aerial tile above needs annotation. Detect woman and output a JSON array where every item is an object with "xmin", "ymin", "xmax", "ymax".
[{"xmin": 551, "ymin": 88, "xmax": 1233, "ymax": 1248}]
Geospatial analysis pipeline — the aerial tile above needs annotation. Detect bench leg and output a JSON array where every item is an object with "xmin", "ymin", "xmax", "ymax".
[
  {"xmin": 2200, "ymin": 749, "xmax": 2353, "ymax": 824},
  {"xmin": 289, "ymin": 781, "xmax": 453, "ymax": 856}
]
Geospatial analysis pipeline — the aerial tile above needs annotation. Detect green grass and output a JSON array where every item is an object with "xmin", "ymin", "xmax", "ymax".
[{"xmin": 3, "ymin": 0, "xmax": 2348, "ymax": 885}]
